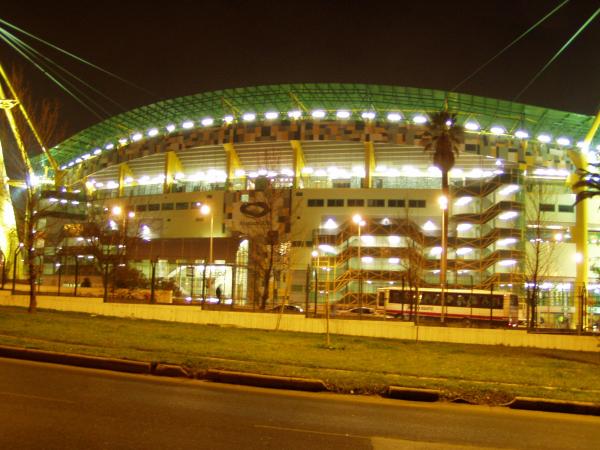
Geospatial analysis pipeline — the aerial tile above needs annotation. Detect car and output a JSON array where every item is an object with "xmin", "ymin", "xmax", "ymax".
[{"xmin": 270, "ymin": 304, "xmax": 304, "ymax": 314}]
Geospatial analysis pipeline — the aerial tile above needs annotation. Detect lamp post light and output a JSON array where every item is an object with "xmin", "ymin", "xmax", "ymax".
[
  {"xmin": 11, "ymin": 242, "xmax": 24, "ymax": 294},
  {"xmin": 311, "ymin": 250, "xmax": 319, "ymax": 318},
  {"xmin": 352, "ymin": 214, "xmax": 366, "ymax": 318},
  {"xmin": 200, "ymin": 204, "xmax": 214, "ymax": 263},
  {"xmin": 438, "ymin": 195, "xmax": 448, "ymax": 323}
]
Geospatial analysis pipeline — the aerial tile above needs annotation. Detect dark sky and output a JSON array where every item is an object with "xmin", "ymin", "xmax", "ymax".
[{"xmin": 1, "ymin": 0, "xmax": 599, "ymax": 139}]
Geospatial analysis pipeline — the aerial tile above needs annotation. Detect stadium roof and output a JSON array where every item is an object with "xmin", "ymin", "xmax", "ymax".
[{"xmin": 35, "ymin": 83, "xmax": 598, "ymax": 171}]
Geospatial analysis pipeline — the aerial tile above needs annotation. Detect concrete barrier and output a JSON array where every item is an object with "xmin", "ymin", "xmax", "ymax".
[{"xmin": 1, "ymin": 294, "xmax": 598, "ymax": 352}]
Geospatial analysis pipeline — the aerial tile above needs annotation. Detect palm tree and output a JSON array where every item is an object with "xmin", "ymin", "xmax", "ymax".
[
  {"xmin": 424, "ymin": 111, "xmax": 464, "ymax": 322},
  {"xmin": 574, "ymin": 163, "xmax": 600, "ymax": 203}
]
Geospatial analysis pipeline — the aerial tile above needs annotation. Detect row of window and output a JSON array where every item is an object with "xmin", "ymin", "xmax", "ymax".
[
  {"xmin": 307, "ymin": 199, "xmax": 426, "ymax": 208},
  {"xmin": 540, "ymin": 204, "xmax": 575, "ymax": 213},
  {"xmin": 135, "ymin": 202, "xmax": 202, "ymax": 212},
  {"xmin": 388, "ymin": 290, "xmax": 505, "ymax": 309}
]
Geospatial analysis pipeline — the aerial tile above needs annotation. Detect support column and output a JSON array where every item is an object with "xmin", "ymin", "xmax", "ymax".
[
  {"xmin": 223, "ymin": 143, "xmax": 243, "ymax": 189},
  {"xmin": 567, "ymin": 108, "xmax": 600, "ymax": 332},
  {"xmin": 118, "ymin": 163, "xmax": 134, "ymax": 197},
  {"xmin": 363, "ymin": 141, "xmax": 376, "ymax": 188},
  {"xmin": 290, "ymin": 140, "xmax": 306, "ymax": 189},
  {"xmin": 163, "ymin": 151, "xmax": 183, "ymax": 194}
]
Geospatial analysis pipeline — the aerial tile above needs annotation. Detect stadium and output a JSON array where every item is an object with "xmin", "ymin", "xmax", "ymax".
[{"xmin": 29, "ymin": 83, "xmax": 600, "ymax": 328}]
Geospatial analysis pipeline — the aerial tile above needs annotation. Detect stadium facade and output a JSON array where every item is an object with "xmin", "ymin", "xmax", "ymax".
[{"xmin": 32, "ymin": 83, "xmax": 600, "ymax": 326}]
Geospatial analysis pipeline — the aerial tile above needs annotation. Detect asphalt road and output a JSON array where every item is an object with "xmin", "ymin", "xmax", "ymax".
[{"xmin": 0, "ymin": 357, "xmax": 598, "ymax": 450}]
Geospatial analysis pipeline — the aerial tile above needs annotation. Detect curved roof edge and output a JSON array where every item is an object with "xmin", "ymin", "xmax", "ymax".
[{"xmin": 36, "ymin": 83, "xmax": 597, "ymax": 170}]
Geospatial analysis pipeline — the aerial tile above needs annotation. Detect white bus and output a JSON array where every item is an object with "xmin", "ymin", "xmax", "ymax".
[{"xmin": 376, "ymin": 286, "xmax": 519, "ymax": 327}]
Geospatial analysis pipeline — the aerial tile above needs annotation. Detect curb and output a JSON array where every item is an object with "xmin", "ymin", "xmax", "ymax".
[
  {"xmin": 204, "ymin": 369, "xmax": 328, "ymax": 392},
  {"xmin": 0, "ymin": 345, "xmax": 150, "ymax": 374},
  {"xmin": 152, "ymin": 363, "xmax": 192, "ymax": 378},
  {"xmin": 508, "ymin": 396, "xmax": 600, "ymax": 416},
  {"xmin": 387, "ymin": 386, "xmax": 441, "ymax": 402}
]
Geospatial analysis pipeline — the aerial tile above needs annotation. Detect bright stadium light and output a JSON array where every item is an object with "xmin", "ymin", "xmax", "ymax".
[
  {"xmin": 242, "ymin": 113, "xmax": 256, "ymax": 122},
  {"xmin": 131, "ymin": 132, "xmax": 143, "ymax": 141},
  {"xmin": 464, "ymin": 120, "xmax": 480, "ymax": 131},
  {"xmin": 105, "ymin": 143, "xmax": 114, "ymax": 150},
  {"xmin": 201, "ymin": 117, "xmax": 214, "ymax": 126},
  {"xmin": 223, "ymin": 115, "xmax": 234, "ymax": 124},
  {"xmin": 265, "ymin": 111, "xmax": 279, "ymax": 120},
  {"xmin": 147, "ymin": 128, "xmax": 159, "ymax": 137},
  {"xmin": 413, "ymin": 114, "xmax": 427, "ymax": 124},
  {"xmin": 514, "ymin": 129, "xmax": 529, "ymax": 139},
  {"xmin": 336, "ymin": 110, "xmax": 351, "ymax": 119},
  {"xmin": 93, "ymin": 148, "xmax": 102, "ymax": 155},
  {"xmin": 361, "ymin": 111, "xmax": 376, "ymax": 120},
  {"xmin": 288, "ymin": 110, "xmax": 302, "ymax": 119},
  {"xmin": 166, "ymin": 124, "xmax": 176, "ymax": 132},
  {"xmin": 387, "ymin": 112, "xmax": 402, "ymax": 122},
  {"xmin": 312, "ymin": 109, "xmax": 326, "ymax": 119},
  {"xmin": 490, "ymin": 125, "xmax": 505, "ymax": 135},
  {"xmin": 182, "ymin": 120, "xmax": 194, "ymax": 129},
  {"xmin": 537, "ymin": 134, "xmax": 551, "ymax": 143},
  {"xmin": 556, "ymin": 137, "xmax": 571, "ymax": 146}
]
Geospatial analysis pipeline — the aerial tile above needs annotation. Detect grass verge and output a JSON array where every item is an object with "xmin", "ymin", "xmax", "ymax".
[{"xmin": 1, "ymin": 306, "xmax": 599, "ymax": 405}]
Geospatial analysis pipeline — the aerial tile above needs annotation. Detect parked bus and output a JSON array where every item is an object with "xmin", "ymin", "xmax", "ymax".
[{"xmin": 376, "ymin": 286, "xmax": 519, "ymax": 327}]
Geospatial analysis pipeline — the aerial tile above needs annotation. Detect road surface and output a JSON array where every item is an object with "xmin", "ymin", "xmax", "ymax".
[{"xmin": 0, "ymin": 357, "xmax": 598, "ymax": 449}]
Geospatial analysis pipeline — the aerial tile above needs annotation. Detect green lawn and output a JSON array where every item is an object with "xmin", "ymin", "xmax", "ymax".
[{"xmin": 1, "ymin": 306, "xmax": 599, "ymax": 405}]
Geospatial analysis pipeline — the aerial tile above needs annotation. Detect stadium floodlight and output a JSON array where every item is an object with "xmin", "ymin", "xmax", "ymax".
[
  {"xmin": 514, "ymin": 129, "xmax": 529, "ymax": 139},
  {"xmin": 223, "ymin": 115, "xmax": 234, "ymax": 123},
  {"xmin": 537, "ymin": 134, "xmax": 551, "ymax": 143},
  {"xmin": 242, "ymin": 113, "xmax": 256, "ymax": 122},
  {"xmin": 388, "ymin": 257, "xmax": 400, "ymax": 264},
  {"xmin": 105, "ymin": 143, "xmax": 114, "ymax": 150},
  {"xmin": 288, "ymin": 110, "xmax": 302, "ymax": 119},
  {"xmin": 93, "ymin": 148, "xmax": 102, "ymax": 155},
  {"xmin": 75, "ymin": 158, "xmax": 83, "ymax": 163},
  {"xmin": 336, "ymin": 110, "xmax": 351, "ymax": 119},
  {"xmin": 387, "ymin": 112, "xmax": 402, "ymax": 122},
  {"xmin": 148, "ymin": 128, "xmax": 159, "ymax": 137},
  {"xmin": 312, "ymin": 109, "xmax": 326, "ymax": 119},
  {"xmin": 201, "ymin": 117, "xmax": 214, "ymax": 126},
  {"xmin": 264, "ymin": 111, "xmax": 279, "ymax": 120},
  {"xmin": 361, "ymin": 111, "xmax": 376, "ymax": 120},
  {"xmin": 490, "ymin": 125, "xmax": 505, "ymax": 135},
  {"xmin": 464, "ymin": 120, "xmax": 480, "ymax": 131},
  {"xmin": 131, "ymin": 132, "xmax": 143, "ymax": 142},
  {"xmin": 81, "ymin": 153, "xmax": 91, "ymax": 160},
  {"xmin": 556, "ymin": 137, "xmax": 570, "ymax": 146},
  {"xmin": 182, "ymin": 121, "xmax": 194, "ymax": 129},
  {"xmin": 166, "ymin": 124, "xmax": 176, "ymax": 133},
  {"xmin": 413, "ymin": 114, "xmax": 427, "ymax": 124}
]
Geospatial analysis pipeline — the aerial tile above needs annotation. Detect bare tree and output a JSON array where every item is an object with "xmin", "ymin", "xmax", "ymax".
[
  {"xmin": 0, "ymin": 67, "xmax": 66, "ymax": 312},
  {"xmin": 523, "ymin": 179, "xmax": 563, "ymax": 329}
]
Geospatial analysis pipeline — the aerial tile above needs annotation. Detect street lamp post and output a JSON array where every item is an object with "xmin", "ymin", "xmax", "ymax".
[
  {"xmin": 352, "ymin": 214, "xmax": 365, "ymax": 318},
  {"xmin": 200, "ymin": 204, "xmax": 214, "ymax": 263},
  {"xmin": 438, "ymin": 195, "xmax": 448, "ymax": 323},
  {"xmin": 11, "ymin": 243, "xmax": 24, "ymax": 294}
]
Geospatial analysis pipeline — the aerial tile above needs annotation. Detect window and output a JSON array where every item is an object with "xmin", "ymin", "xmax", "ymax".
[
  {"xmin": 327, "ymin": 199, "xmax": 344, "ymax": 207},
  {"xmin": 558, "ymin": 204, "xmax": 574, "ymax": 213},
  {"xmin": 308, "ymin": 199, "xmax": 324, "ymax": 207},
  {"xmin": 540, "ymin": 204, "xmax": 555, "ymax": 212},
  {"xmin": 388, "ymin": 199, "xmax": 405, "ymax": 207},
  {"xmin": 148, "ymin": 203, "xmax": 160, "ymax": 211},
  {"xmin": 135, "ymin": 204, "xmax": 147, "ymax": 212},
  {"xmin": 409, "ymin": 199, "xmax": 426, "ymax": 208},
  {"xmin": 347, "ymin": 199, "xmax": 364, "ymax": 207},
  {"xmin": 162, "ymin": 203, "xmax": 174, "ymax": 211},
  {"xmin": 367, "ymin": 199, "xmax": 385, "ymax": 207},
  {"xmin": 175, "ymin": 202, "xmax": 189, "ymax": 210}
]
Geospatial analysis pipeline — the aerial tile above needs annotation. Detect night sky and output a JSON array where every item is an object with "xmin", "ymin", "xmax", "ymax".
[{"xmin": 1, "ymin": 0, "xmax": 599, "ymax": 139}]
